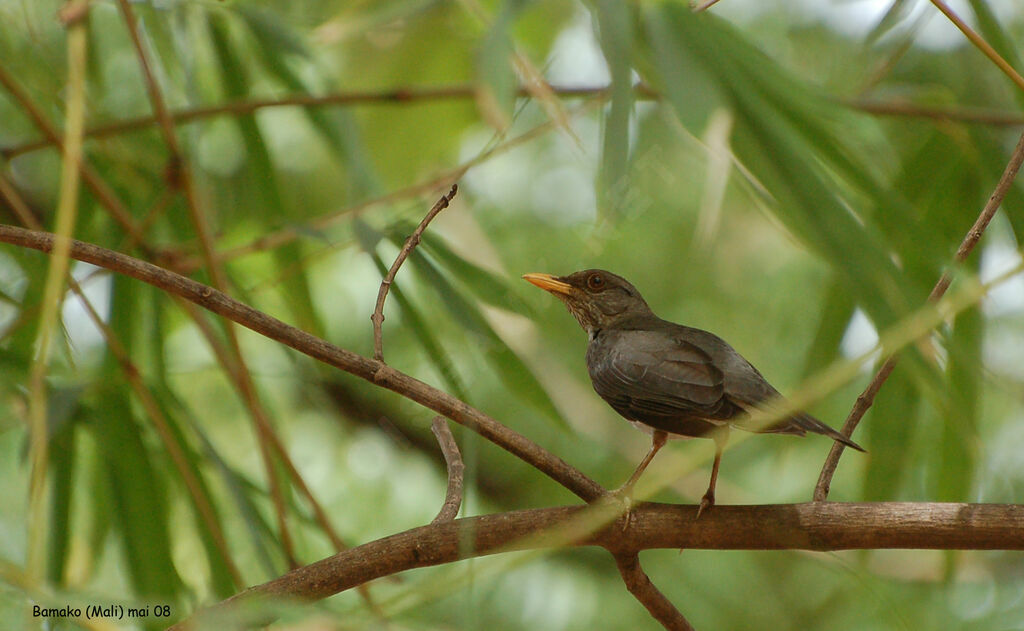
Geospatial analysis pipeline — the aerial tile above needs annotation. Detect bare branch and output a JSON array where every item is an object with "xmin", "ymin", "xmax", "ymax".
[
  {"xmin": 814, "ymin": 128, "xmax": 1024, "ymax": 500},
  {"xmin": 691, "ymin": 0, "xmax": 723, "ymax": 12},
  {"xmin": 1, "ymin": 84, "xmax": 660, "ymax": 160},
  {"xmin": 0, "ymin": 223, "xmax": 605, "ymax": 503},
  {"xmin": 168, "ymin": 501, "xmax": 1024, "ymax": 630},
  {"xmin": 372, "ymin": 185, "xmax": 458, "ymax": 361},
  {"xmin": 613, "ymin": 553, "xmax": 695, "ymax": 631},
  {"xmin": 845, "ymin": 99, "xmax": 1024, "ymax": 126},
  {"xmin": 928, "ymin": 0, "xmax": 1024, "ymax": 92},
  {"xmin": 0, "ymin": 63, "xmax": 146, "ymax": 243},
  {"xmin": 430, "ymin": 417, "xmax": 465, "ymax": 524},
  {"xmin": 6, "ymin": 84, "xmax": 1024, "ymax": 162}
]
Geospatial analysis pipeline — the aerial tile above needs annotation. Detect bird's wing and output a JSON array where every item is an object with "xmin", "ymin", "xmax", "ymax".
[{"xmin": 588, "ymin": 329, "xmax": 732, "ymax": 422}]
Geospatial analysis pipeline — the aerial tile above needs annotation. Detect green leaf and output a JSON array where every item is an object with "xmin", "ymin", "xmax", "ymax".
[
  {"xmin": 155, "ymin": 381, "xmax": 280, "ymax": 584},
  {"xmin": 968, "ymin": 0, "xmax": 1024, "ymax": 109},
  {"xmin": 935, "ymin": 300, "xmax": 982, "ymax": 501},
  {"xmin": 418, "ymin": 231, "xmax": 535, "ymax": 317},
  {"xmin": 95, "ymin": 276, "xmax": 183, "ymax": 603},
  {"xmin": 800, "ymin": 275, "xmax": 855, "ymax": 380},
  {"xmin": 233, "ymin": 6, "xmax": 308, "ymax": 57},
  {"xmin": 863, "ymin": 0, "xmax": 916, "ymax": 46},
  {"xmin": 151, "ymin": 384, "xmax": 240, "ymax": 598},
  {"xmin": 642, "ymin": 7, "xmax": 912, "ymax": 328},
  {"xmin": 396, "ymin": 234, "xmax": 569, "ymax": 430},
  {"xmin": 595, "ymin": 0, "xmax": 635, "ymax": 218},
  {"xmin": 641, "ymin": 4, "xmax": 948, "ymax": 401},
  {"xmin": 235, "ymin": 4, "xmax": 371, "ymax": 179},
  {"xmin": 476, "ymin": 1, "xmax": 520, "ymax": 129},
  {"xmin": 46, "ymin": 387, "xmax": 82, "ymax": 586},
  {"xmin": 88, "ymin": 392, "xmax": 183, "ymax": 601},
  {"xmin": 862, "ymin": 367, "xmax": 920, "ymax": 501}
]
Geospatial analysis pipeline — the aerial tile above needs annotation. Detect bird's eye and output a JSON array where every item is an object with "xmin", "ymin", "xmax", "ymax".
[{"xmin": 586, "ymin": 274, "xmax": 605, "ymax": 291}]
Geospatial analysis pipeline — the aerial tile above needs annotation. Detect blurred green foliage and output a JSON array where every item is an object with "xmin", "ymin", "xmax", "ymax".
[{"xmin": 1, "ymin": 0, "xmax": 1023, "ymax": 629}]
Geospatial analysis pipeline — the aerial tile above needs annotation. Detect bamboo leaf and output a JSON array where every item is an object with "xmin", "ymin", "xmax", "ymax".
[
  {"xmin": 418, "ymin": 231, "xmax": 534, "ymax": 317},
  {"xmin": 46, "ymin": 386, "xmax": 82, "ymax": 586},
  {"xmin": 641, "ymin": 4, "xmax": 949, "ymax": 401},
  {"xmin": 862, "ymin": 367, "xmax": 920, "ymax": 501},
  {"xmin": 967, "ymin": 0, "xmax": 1024, "ymax": 109},
  {"xmin": 800, "ymin": 275, "xmax": 855, "ymax": 380},
  {"xmin": 476, "ymin": 2, "xmax": 519, "ymax": 129},
  {"xmin": 88, "ymin": 393, "xmax": 183, "ymax": 601},
  {"xmin": 936, "ymin": 298, "xmax": 982, "ymax": 501},
  {"xmin": 385, "ymin": 228, "xmax": 569, "ymax": 430},
  {"xmin": 594, "ymin": 0, "xmax": 635, "ymax": 218},
  {"xmin": 864, "ymin": 0, "xmax": 916, "ymax": 46}
]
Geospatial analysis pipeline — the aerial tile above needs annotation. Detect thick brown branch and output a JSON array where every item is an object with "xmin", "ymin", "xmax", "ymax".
[
  {"xmin": 372, "ymin": 185, "xmax": 457, "ymax": 361},
  {"xmin": 430, "ymin": 416, "xmax": 464, "ymax": 524},
  {"xmin": 0, "ymin": 224, "xmax": 604, "ymax": 503},
  {"xmin": 613, "ymin": 553, "xmax": 694, "ymax": 631},
  {"xmin": 814, "ymin": 128, "xmax": 1024, "ymax": 501},
  {"xmin": 168, "ymin": 501, "xmax": 1024, "ymax": 630}
]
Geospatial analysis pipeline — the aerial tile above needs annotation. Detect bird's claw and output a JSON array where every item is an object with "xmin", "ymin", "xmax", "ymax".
[
  {"xmin": 603, "ymin": 485, "xmax": 636, "ymax": 531},
  {"xmin": 696, "ymin": 491, "xmax": 715, "ymax": 519}
]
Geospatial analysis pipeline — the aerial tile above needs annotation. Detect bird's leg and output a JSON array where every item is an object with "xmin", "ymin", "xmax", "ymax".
[
  {"xmin": 697, "ymin": 428, "xmax": 729, "ymax": 519},
  {"xmin": 617, "ymin": 430, "xmax": 668, "ymax": 495},
  {"xmin": 608, "ymin": 430, "xmax": 667, "ymax": 530}
]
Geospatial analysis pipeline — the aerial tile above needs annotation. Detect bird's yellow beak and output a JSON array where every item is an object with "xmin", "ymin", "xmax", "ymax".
[{"xmin": 522, "ymin": 273, "xmax": 573, "ymax": 297}]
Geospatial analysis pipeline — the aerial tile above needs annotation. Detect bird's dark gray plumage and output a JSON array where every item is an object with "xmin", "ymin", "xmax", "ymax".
[{"xmin": 523, "ymin": 268, "xmax": 863, "ymax": 514}]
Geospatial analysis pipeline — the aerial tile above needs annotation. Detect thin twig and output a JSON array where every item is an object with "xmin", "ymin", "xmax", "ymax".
[
  {"xmin": 117, "ymin": 0, "xmax": 304, "ymax": 564},
  {"xmin": 116, "ymin": 0, "xmax": 180, "ymax": 160},
  {"xmin": 0, "ymin": 223, "xmax": 605, "ymax": 503},
  {"xmin": 5, "ymin": 80, "xmax": 1024, "ymax": 162},
  {"xmin": 371, "ymin": 184, "xmax": 458, "ymax": 362},
  {"xmin": 814, "ymin": 128, "xmax": 1024, "ymax": 501},
  {"xmin": 928, "ymin": 0, "xmax": 1024, "ymax": 93},
  {"xmin": 175, "ymin": 299, "xmax": 300, "ymax": 567},
  {"xmin": 430, "ymin": 416, "xmax": 465, "ymax": 524},
  {"xmin": 692, "ymin": 0, "xmax": 723, "ymax": 12},
  {"xmin": 2, "ymin": 84, "xmax": 658, "ymax": 159},
  {"xmin": 0, "ymin": 64, "xmax": 147, "ymax": 244},
  {"xmin": 0, "ymin": 174, "xmax": 246, "ymax": 589},
  {"xmin": 26, "ymin": 1, "xmax": 89, "ymax": 581},
  {"xmin": 168, "ymin": 501, "xmax": 1024, "ymax": 630},
  {"xmin": 182, "ymin": 99, "xmax": 603, "ymax": 273},
  {"xmin": 115, "ymin": 0, "xmax": 182, "ymax": 235},
  {"xmin": 613, "ymin": 553, "xmax": 695, "ymax": 631},
  {"xmin": 844, "ymin": 99, "xmax": 1024, "ymax": 126}
]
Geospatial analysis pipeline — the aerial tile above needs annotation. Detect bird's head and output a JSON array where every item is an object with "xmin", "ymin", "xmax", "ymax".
[{"xmin": 522, "ymin": 269, "xmax": 653, "ymax": 334}]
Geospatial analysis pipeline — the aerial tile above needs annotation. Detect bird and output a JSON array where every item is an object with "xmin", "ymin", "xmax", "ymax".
[{"xmin": 523, "ymin": 269, "xmax": 863, "ymax": 516}]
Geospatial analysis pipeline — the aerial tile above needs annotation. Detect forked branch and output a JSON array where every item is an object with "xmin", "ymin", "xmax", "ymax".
[{"xmin": 372, "ymin": 185, "xmax": 458, "ymax": 361}]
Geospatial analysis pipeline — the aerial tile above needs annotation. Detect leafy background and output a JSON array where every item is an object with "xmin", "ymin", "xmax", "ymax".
[{"xmin": 2, "ymin": 0, "xmax": 1024, "ymax": 629}]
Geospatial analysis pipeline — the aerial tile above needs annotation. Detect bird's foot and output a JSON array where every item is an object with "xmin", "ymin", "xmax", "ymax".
[
  {"xmin": 604, "ymin": 484, "xmax": 637, "ymax": 531},
  {"xmin": 696, "ymin": 491, "xmax": 715, "ymax": 519}
]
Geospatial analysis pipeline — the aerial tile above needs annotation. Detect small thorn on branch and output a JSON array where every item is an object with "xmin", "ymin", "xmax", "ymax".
[
  {"xmin": 371, "ymin": 184, "xmax": 458, "ymax": 362},
  {"xmin": 430, "ymin": 416, "xmax": 464, "ymax": 524}
]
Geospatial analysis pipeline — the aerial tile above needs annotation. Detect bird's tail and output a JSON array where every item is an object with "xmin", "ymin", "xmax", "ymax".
[{"xmin": 793, "ymin": 413, "xmax": 865, "ymax": 452}]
